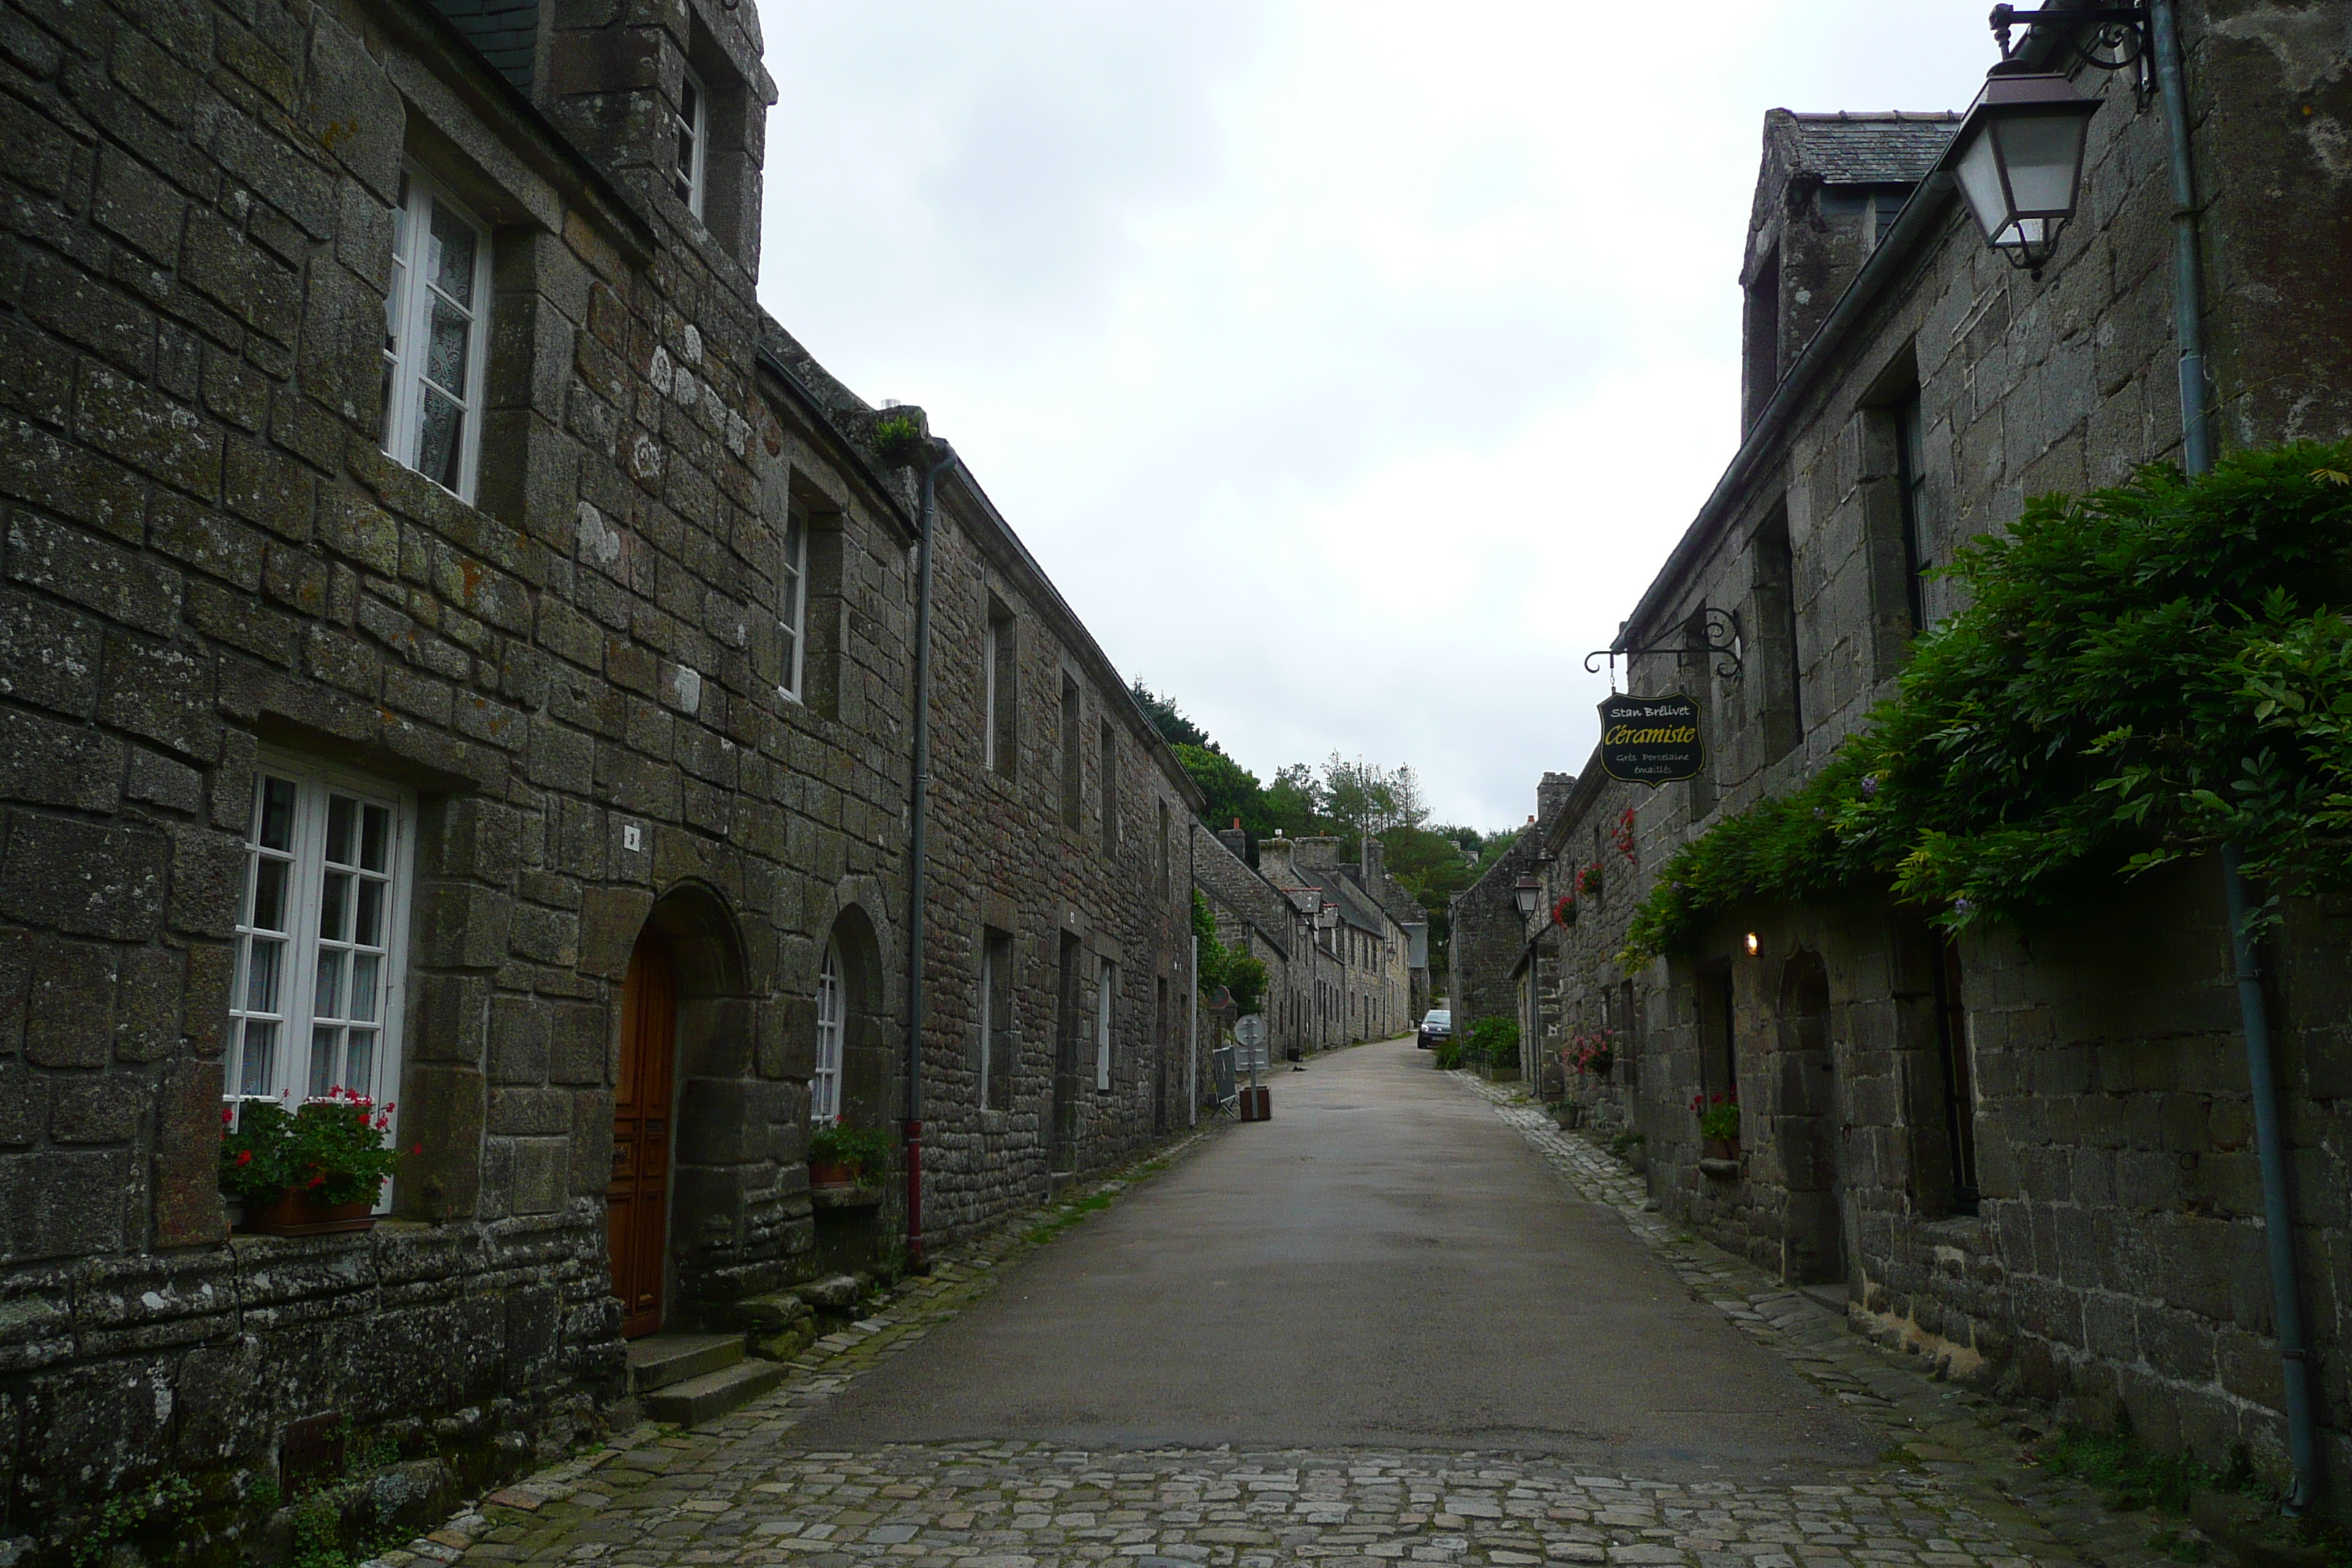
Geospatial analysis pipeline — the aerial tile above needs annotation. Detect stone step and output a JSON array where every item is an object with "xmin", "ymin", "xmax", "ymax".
[
  {"xmin": 626, "ymin": 1333, "xmax": 743, "ymax": 1395},
  {"xmin": 643, "ymin": 1354, "xmax": 788, "ymax": 1426}
]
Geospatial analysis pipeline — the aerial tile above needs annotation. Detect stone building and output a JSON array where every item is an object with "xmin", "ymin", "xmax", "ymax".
[
  {"xmin": 1447, "ymin": 773, "xmax": 1572, "ymax": 1087},
  {"xmin": 1530, "ymin": 7, "xmax": 2352, "ymax": 1498},
  {"xmin": 0, "ymin": 0, "xmax": 1199, "ymax": 1551},
  {"xmin": 1191, "ymin": 821, "xmax": 1341, "ymax": 1066},
  {"xmin": 1254, "ymin": 837, "xmax": 1412, "ymax": 1047}
]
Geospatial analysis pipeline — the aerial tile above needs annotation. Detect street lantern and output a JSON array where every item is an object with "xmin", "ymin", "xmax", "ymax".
[
  {"xmin": 1937, "ymin": 61, "xmax": 2101, "ymax": 277},
  {"xmin": 1512, "ymin": 875, "xmax": 1544, "ymax": 919}
]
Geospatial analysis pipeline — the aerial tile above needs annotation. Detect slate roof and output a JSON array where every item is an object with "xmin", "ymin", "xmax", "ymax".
[{"xmin": 1777, "ymin": 111, "xmax": 1962, "ymax": 185}]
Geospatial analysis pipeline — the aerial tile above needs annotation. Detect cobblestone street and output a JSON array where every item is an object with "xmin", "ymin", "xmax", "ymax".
[{"xmin": 374, "ymin": 1044, "xmax": 2190, "ymax": 1568}]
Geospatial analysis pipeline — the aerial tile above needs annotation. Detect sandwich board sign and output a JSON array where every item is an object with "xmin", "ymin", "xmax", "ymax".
[{"xmin": 1597, "ymin": 693, "xmax": 1704, "ymax": 786}]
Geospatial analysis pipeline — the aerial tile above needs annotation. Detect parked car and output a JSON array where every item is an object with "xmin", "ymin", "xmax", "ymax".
[{"xmin": 1417, "ymin": 1009, "xmax": 1452, "ymax": 1050}]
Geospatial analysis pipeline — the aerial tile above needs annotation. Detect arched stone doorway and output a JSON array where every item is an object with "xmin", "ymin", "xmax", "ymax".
[
  {"xmin": 1774, "ymin": 951, "xmax": 1845, "ymax": 1285},
  {"xmin": 606, "ymin": 883, "xmax": 751, "ymax": 1335}
]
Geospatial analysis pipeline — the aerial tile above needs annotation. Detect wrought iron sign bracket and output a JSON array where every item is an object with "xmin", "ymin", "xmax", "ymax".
[
  {"xmin": 1989, "ymin": 4, "xmax": 2151, "ymax": 104},
  {"xmin": 1584, "ymin": 606, "xmax": 1742, "ymax": 688}
]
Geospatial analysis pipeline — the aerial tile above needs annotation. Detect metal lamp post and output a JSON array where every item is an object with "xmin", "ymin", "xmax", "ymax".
[{"xmin": 1954, "ymin": 3, "xmax": 2310, "ymax": 1512}]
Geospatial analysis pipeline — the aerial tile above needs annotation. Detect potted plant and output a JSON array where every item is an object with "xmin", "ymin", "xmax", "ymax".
[
  {"xmin": 220, "ymin": 1090, "xmax": 407, "ymax": 1235},
  {"xmin": 1691, "ymin": 1092, "xmax": 1741, "ymax": 1159},
  {"xmin": 1576, "ymin": 861, "xmax": 1605, "ymax": 898},
  {"xmin": 1552, "ymin": 893, "xmax": 1578, "ymax": 927},
  {"xmin": 1568, "ymin": 1028, "xmax": 1617, "ymax": 1079},
  {"xmin": 809, "ymin": 1123, "xmax": 889, "ymax": 1188}
]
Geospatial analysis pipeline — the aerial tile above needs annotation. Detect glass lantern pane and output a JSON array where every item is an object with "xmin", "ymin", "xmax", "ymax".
[
  {"xmin": 1953, "ymin": 128, "xmax": 2011, "ymax": 244},
  {"xmin": 1994, "ymin": 112, "xmax": 2088, "ymax": 217}
]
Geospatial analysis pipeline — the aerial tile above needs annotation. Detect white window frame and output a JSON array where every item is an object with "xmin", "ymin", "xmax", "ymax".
[
  {"xmin": 380, "ymin": 167, "xmax": 491, "ymax": 503},
  {"xmin": 778, "ymin": 498, "xmax": 807, "ymax": 704},
  {"xmin": 673, "ymin": 69, "xmax": 708, "ymax": 217},
  {"xmin": 812, "ymin": 941, "xmax": 843, "ymax": 1123},
  {"xmin": 226, "ymin": 758, "xmax": 416, "ymax": 1210},
  {"xmin": 1095, "ymin": 959, "xmax": 1115, "ymax": 1091}
]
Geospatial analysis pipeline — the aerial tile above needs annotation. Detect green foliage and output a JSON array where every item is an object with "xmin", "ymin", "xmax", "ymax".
[
  {"xmin": 1131, "ymin": 680, "xmax": 1214, "ymax": 750},
  {"xmin": 1191, "ymin": 892, "xmax": 1267, "ymax": 1014},
  {"xmin": 809, "ymin": 1122, "xmax": 891, "ymax": 1177},
  {"xmin": 1462, "ymin": 1015, "xmax": 1519, "ymax": 1068},
  {"xmin": 1691, "ymin": 1093, "xmax": 1741, "ymax": 1142},
  {"xmin": 2042, "ymin": 1422, "xmax": 2217, "ymax": 1513},
  {"xmin": 72, "ymin": 1472, "xmax": 197, "ymax": 1566},
  {"xmin": 1222, "ymin": 951, "xmax": 1268, "ymax": 1016},
  {"xmin": 872, "ymin": 415, "xmax": 924, "ymax": 467},
  {"xmin": 220, "ymin": 1093, "xmax": 405, "ymax": 1206},
  {"xmin": 1176, "ymin": 744, "xmax": 1275, "ymax": 843},
  {"xmin": 1623, "ymin": 443, "xmax": 2352, "ymax": 965},
  {"xmin": 1432, "ymin": 1039, "xmax": 1465, "ymax": 1069}
]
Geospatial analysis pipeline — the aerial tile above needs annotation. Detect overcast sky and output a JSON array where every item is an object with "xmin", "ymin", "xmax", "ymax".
[{"xmin": 753, "ymin": 2, "xmax": 1996, "ymax": 832}]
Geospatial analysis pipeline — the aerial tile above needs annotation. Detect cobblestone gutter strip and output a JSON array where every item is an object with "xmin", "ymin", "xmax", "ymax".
[
  {"xmin": 1442, "ymin": 1070, "xmax": 2201, "ymax": 1568},
  {"xmin": 364, "ymin": 1128, "xmax": 1224, "ymax": 1567}
]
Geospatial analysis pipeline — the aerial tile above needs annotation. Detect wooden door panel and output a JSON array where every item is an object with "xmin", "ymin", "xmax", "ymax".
[{"xmin": 608, "ymin": 932, "xmax": 674, "ymax": 1338}]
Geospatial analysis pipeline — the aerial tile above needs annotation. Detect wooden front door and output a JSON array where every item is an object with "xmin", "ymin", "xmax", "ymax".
[{"xmin": 608, "ymin": 931, "xmax": 675, "ymax": 1338}]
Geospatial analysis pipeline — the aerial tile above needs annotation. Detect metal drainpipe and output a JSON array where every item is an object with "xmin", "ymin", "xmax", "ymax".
[
  {"xmin": 2148, "ymin": 0, "xmax": 2314, "ymax": 1511},
  {"xmin": 902, "ymin": 440, "xmax": 954, "ymax": 1276}
]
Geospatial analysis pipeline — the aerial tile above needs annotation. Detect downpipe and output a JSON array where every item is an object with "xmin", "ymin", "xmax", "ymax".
[
  {"xmin": 2222, "ymin": 846, "xmax": 2316, "ymax": 1513},
  {"xmin": 2149, "ymin": 0, "xmax": 2313, "ymax": 1508},
  {"xmin": 902, "ymin": 440, "xmax": 954, "ymax": 1275}
]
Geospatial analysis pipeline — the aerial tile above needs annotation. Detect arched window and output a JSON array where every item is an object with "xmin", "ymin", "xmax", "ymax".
[{"xmin": 813, "ymin": 941, "xmax": 843, "ymax": 1123}]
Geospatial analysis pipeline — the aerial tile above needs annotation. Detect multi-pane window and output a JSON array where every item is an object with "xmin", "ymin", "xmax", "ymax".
[
  {"xmin": 229, "ymin": 766, "xmax": 412, "ymax": 1114},
  {"xmin": 984, "ymin": 602, "xmax": 1017, "ymax": 778},
  {"xmin": 812, "ymin": 941, "xmax": 843, "ymax": 1123},
  {"xmin": 1095, "ymin": 959, "xmax": 1116, "ymax": 1091},
  {"xmin": 979, "ymin": 930, "xmax": 1014, "ymax": 1112},
  {"xmin": 380, "ymin": 169, "xmax": 490, "ymax": 502},
  {"xmin": 778, "ymin": 499, "xmax": 808, "ymax": 703},
  {"xmin": 673, "ymin": 70, "xmax": 707, "ymax": 216},
  {"xmin": 1098, "ymin": 720, "xmax": 1118, "ymax": 856},
  {"xmin": 1896, "ymin": 389, "xmax": 1930, "ymax": 630}
]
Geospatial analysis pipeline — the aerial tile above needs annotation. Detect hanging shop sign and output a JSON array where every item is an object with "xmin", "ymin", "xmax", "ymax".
[{"xmin": 1597, "ymin": 693, "xmax": 1704, "ymax": 786}]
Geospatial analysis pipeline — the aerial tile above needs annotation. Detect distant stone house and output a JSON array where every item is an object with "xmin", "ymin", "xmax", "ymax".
[
  {"xmin": 1530, "ymin": 14, "xmax": 2352, "ymax": 1498},
  {"xmin": 1254, "ymin": 837, "xmax": 1412, "ymax": 1047},
  {"xmin": 0, "ymin": 0, "xmax": 1198, "ymax": 1550},
  {"xmin": 1447, "ymin": 773, "xmax": 1573, "ymax": 1090},
  {"xmin": 1191, "ymin": 821, "xmax": 1335, "ymax": 1067}
]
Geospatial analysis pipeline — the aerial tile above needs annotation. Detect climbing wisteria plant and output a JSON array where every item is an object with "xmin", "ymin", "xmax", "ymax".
[{"xmin": 1621, "ymin": 442, "xmax": 2352, "ymax": 967}]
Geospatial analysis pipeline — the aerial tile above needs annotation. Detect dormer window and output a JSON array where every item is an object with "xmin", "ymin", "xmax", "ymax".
[{"xmin": 673, "ymin": 71, "xmax": 706, "ymax": 216}]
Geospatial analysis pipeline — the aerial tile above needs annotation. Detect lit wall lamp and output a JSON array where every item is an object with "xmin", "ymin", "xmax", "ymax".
[
  {"xmin": 1745, "ymin": 932, "xmax": 1760, "ymax": 957},
  {"xmin": 1513, "ymin": 875, "xmax": 1544, "ymax": 919}
]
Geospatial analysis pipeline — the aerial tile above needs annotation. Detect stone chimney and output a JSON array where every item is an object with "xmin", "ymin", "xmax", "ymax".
[
  {"xmin": 1362, "ymin": 837, "xmax": 1386, "ymax": 882},
  {"xmin": 1537, "ymin": 771, "xmax": 1575, "ymax": 821},
  {"xmin": 1217, "ymin": 826, "xmax": 1248, "ymax": 862},
  {"xmin": 1259, "ymin": 836, "xmax": 1296, "ymax": 878},
  {"xmin": 1293, "ymin": 836, "xmax": 1341, "ymax": 868}
]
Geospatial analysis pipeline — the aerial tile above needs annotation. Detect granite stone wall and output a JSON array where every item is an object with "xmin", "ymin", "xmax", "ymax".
[{"xmin": 1531, "ymin": 5, "xmax": 2352, "ymax": 1497}]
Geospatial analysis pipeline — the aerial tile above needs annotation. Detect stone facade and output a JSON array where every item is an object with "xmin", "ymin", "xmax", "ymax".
[
  {"xmin": 1255, "ymin": 837, "xmax": 1412, "ymax": 1047},
  {"xmin": 0, "ymin": 0, "xmax": 1199, "ymax": 1553},
  {"xmin": 1527, "ymin": 7, "xmax": 2352, "ymax": 1500}
]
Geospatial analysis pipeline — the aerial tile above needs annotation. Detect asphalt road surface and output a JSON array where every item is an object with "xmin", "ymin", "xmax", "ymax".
[{"xmin": 793, "ymin": 1037, "xmax": 1878, "ymax": 1480}]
